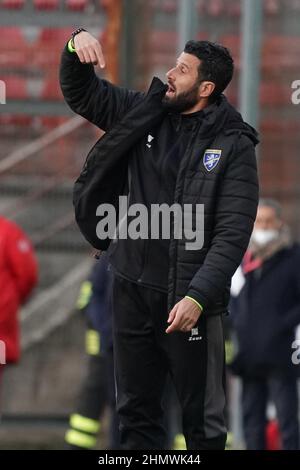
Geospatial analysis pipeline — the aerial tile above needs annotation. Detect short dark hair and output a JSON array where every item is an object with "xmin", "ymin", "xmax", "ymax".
[{"xmin": 184, "ymin": 40, "xmax": 234, "ymax": 102}]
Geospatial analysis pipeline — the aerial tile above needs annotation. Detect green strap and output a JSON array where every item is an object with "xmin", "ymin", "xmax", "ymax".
[
  {"xmin": 185, "ymin": 296, "xmax": 203, "ymax": 312},
  {"xmin": 67, "ymin": 38, "xmax": 76, "ymax": 53}
]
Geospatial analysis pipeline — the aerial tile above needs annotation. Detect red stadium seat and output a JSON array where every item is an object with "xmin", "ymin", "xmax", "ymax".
[
  {"xmin": 40, "ymin": 116, "xmax": 68, "ymax": 129},
  {"xmin": 219, "ymin": 34, "xmax": 240, "ymax": 59},
  {"xmin": 38, "ymin": 27, "xmax": 74, "ymax": 44},
  {"xmin": 66, "ymin": 0, "xmax": 88, "ymax": 11},
  {"xmin": 264, "ymin": 35, "xmax": 300, "ymax": 53},
  {"xmin": 196, "ymin": 0, "xmax": 206, "ymax": 15},
  {"xmin": 225, "ymin": 0, "xmax": 241, "ymax": 17},
  {"xmin": 0, "ymin": 27, "xmax": 29, "ymax": 68},
  {"xmin": 160, "ymin": 0, "xmax": 176, "ymax": 13},
  {"xmin": 261, "ymin": 119, "xmax": 300, "ymax": 135},
  {"xmin": 207, "ymin": 0, "xmax": 224, "ymax": 17},
  {"xmin": 221, "ymin": 33, "xmax": 299, "ymax": 70},
  {"xmin": 149, "ymin": 31, "xmax": 177, "ymax": 53},
  {"xmin": 33, "ymin": 0, "xmax": 59, "ymax": 10},
  {"xmin": 1, "ymin": 27, "xmax": 26, "ymax": 45},
  {"xmin": 2, "ymin": 76, "xmax": 28, "ymax": 99},
  {"xmin": 0, "ymin": 115, "xmax": 32, "ymax": 127},
  {"xmin": 2, "ymin": 0, "xmax": 25, "ymax": 8},
  {"xmin": 226, "ymin": 82, "xmax": 292, "ymax": 107},
  {"xmin": 32, "ymin": 27, "xmax": 73, "ymax": 69},
  {"xmin": 260, "ymin": 82, "xmax": 292, "ymax": 107},
  {"xmin": 41, "ymin": 78, "xmax": 63, "ymax": 101},
  {"xmin": 264, "ymin": 0, "xmax": 280, "ymax": 16}
]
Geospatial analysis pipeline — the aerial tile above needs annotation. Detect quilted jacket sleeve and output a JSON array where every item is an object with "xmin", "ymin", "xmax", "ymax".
[
  {"xmin": 59, "ymin": 44, "xmax": 144, "ymax": 131},
  {"xmin": 186, "ymin": 134, "xmax": 259, "ymax": 311}
]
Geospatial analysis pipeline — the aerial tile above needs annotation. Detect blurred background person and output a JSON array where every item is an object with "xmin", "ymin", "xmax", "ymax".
[
  {"xmin": 230, "ymin": 199, "xmax": 300, "ymax": 450},
  {"xmin": 0, "ymin": 215, "xmax": 38, "ymax": 402},
  {"xmin": 65, "ymin": 253, "xmax": 120, "ymax": 450}
]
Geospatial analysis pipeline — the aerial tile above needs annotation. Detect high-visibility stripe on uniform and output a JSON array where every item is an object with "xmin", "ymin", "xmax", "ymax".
[
  {"xmin": 65, "ymin": 429, "xmax": 97, "ymax": 449},
  {"xmin": 225, "ymin": 340, "xmax": 234, "ymax": 365},
  {"xmin": 70, "ymin": 413, "xmax": 100, "ymax": 434},
  {"xmin": 76, "ymin": 281, "xmax": 92, "ymax": 310},
  {"xmin": 85, "ymin": 329, "xmax": 100, "ymax": 356},
  {"xmin": 225, "ymin": 431, "xmax": 233, "ymax": 450},
  {"xmin": 173, "ymin": 433, "xmax": 187, "ymax": 450}
]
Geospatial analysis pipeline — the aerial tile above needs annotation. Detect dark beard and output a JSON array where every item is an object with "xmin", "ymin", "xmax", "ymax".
[{"xmin": 162, "ymin": 82, "xmax": 200, "ymax": 113}]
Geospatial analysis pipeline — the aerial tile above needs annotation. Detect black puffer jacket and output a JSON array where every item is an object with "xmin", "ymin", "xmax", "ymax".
[{"xmin": 59, "ymin": 45, "xmax": 259, "ymax": 315}]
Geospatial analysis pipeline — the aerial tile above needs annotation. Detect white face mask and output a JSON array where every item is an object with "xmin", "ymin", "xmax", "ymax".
[{"xmin": 252, "ymin": 228, "xmax": 279, "ymax": 246}]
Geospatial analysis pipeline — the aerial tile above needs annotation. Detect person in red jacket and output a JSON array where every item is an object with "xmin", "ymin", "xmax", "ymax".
[{"xmin": 0, "ymin": 216, "xmax": 38, "ymax": 383}]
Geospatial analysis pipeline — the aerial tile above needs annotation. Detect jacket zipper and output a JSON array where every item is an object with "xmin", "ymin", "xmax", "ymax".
[{"xmin": 169, "ymin": 137, "xmax": 196, "ymax": 307}]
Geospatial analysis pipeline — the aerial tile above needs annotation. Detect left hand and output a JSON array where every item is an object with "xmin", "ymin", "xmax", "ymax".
[{"xmin": 166, "ymin": 298, "xmax": 203, "ymax": 334}]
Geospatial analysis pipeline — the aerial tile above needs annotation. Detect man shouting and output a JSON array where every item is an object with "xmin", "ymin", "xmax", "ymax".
[{"xmin": 60, "ymin": 30, "xmax": 259, "ymax": 450}]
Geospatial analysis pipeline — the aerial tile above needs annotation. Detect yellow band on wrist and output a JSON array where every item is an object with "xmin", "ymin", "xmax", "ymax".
[
  {"xmin": 185, "ymin": 296, "xmax": 203, "ymax": 312},
  {"xmin": 67, "ymin": 38, "xmax": 76, "ymax": 53}
]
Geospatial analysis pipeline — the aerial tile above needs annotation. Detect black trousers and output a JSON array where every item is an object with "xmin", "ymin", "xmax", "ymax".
[
  {"xmin": 242, "ymin": 373, "xmax": 299, "ymax": 450},
  {"xmin": 112, "ymin": 275, "xmax": 227, "ymax": 450}
]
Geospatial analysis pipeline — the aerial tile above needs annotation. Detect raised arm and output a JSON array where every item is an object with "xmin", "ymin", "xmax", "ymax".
[{"xmin": 59, "ymin": 30, "xmax": 144, "ymax": 131}]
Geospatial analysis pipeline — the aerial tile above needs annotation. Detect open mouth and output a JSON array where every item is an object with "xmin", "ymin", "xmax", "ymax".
[{"xmin": 167, "ymin": 83, "xmax": 176, "ymax": 96}]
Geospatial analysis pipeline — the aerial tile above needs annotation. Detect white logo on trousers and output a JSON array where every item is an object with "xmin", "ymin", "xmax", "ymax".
[{"xmin": 188, "ymin": 327, "xmax": 202, "ymax": 342}]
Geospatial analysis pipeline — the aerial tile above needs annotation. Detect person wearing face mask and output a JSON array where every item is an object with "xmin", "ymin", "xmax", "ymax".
[{"xmin": 229, "ymin": 199, "xmax": 300, "ymax": 450}]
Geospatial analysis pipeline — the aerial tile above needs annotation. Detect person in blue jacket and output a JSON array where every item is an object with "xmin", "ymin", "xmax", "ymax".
[
  {"xmin": 65, "ymin": 253, "xmax": 120, "ymax": 450},
  {"xmin": 230, "ymin": 198, "xmax": 300, "ymax": 450}
]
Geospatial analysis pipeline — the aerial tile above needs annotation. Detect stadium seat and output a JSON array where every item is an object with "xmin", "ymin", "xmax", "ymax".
[
  {"xmin": 33, "ymin": 0, "xmax": 59, "ymax": 10},
  {"xmin": 207, "ymin": 0, "xmax": 224, "ymax": 17},
  {"xmin": 66, "ymin": 0, "xmax": 88, "ymax": 11},
  {"xmin": 0, "ymin": 27, "xmax": 29, "ymax": 68},
  {"xmin": 2, "ymin": 0, "xmax": 25, "ymax": 8},
  {"xmin": 225, "ymin": 0, "xmax": 241, "ymax": 17},
  {"xmin": 1, "ymin": 26, "xmax": 26, "ymax": 45},
  {"xmin": 195, "ymin": 32, "xmax": 211, "ymax": 41},
  {"xmin": 263, "ymin": 35, "xmax": 299, "ymax": 70},
  {"xmin": 221, "ymin": 33, "xmax": 299, "ymax": 70},
  {"xmin": 264, "ymin": 0, "xmax": 280, "ymax": 16},
  {"xmin": 264, "ymin": 35, "xmax": 300, "ymax": 53},
  {"xmin": 2, "ymin": 76, "xmax": 28, "ymax": 99},
  {"xmin": 0, "ymin": 115, "xmax": 32, "ymax": 127},
  {"xmin": 160, "ymin": 0, "xmax": 176, "ymax": 13},
  {"xmin": 226, "ymin": 82, "xmax": 292, "ymax": 107},
  {"xmin": 41, "ymin": 78, "xmax": 63, "ymax": 101},
  {"xmin": 196, "ymin": 0, "xmax": 206, "ymax": 15},
  {"xmin": 219, "ymin": 34, "xmax": 240, "ymax": 57},
  {"xmin": 32, "ymin": 27, "xmax": 73, "ymax": 69},
  {"xmin": 149, "ymin": 31, "xmax": 177, "ymax": 53},
  {"xmin": 37, "ymin": 27, "xmax": 74, "ymax": 44},
  {"xmin": 40, "ymin": 116, "xmax": 69, "ymax": 129},
  {"xmin": 261, "ymin": 119, "xmax": 300, "ymax": 135},
  {"xmin": 260, "ymin": 82, "xmax": 292, "ymax": 107}
]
